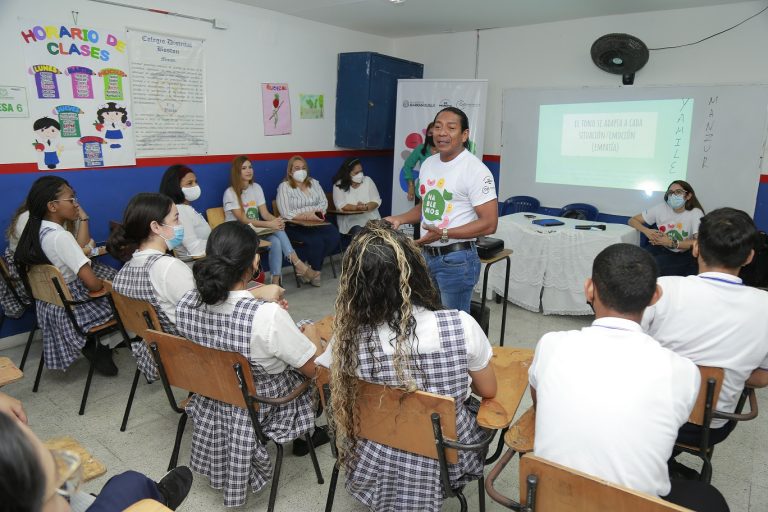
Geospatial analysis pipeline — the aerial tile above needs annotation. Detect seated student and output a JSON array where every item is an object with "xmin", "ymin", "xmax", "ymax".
[
  {"xmin": 224, "ymin": 155, "xmax": 319, "ymax": 286},
  {"xmin": 628, "ymin": 180, "xmax": 704, "ymax": 276},
  {"xmin": 317, "ymin": 222, "xmax": 496, "ymax": 512},
  {"xmin": 14, "ymin": 176, "xmax": 119, "ymax": 376},
  {"xmin": 106, "ymin": 193, "xmax": 196, "ymax": 381},
  {"xmin": 642, "ymin": 208, "xmax": 768, "ymax": 457},
  {"xmin": 529, "ymin": 243, "xmax": 729, "ymax": 511},
  {"xmin": 276, "ymin": 155, "xmax": 341, "ymax": 286},
  {"xmin": 331, "ymin": 157, "xmax": 382, "ymax": 237},
  {"xmin": 0, "ymin": 392, "xmax": 193, "ymax": 512},
  {"xmin": 158, "ymin": 164, "xmax": 211, "ymax": 260},
  {"xmin": 174, "ymin": 221, "xmax": 323, "ymax": 507}
]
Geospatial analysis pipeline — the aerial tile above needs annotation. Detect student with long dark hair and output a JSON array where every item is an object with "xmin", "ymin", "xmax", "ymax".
[
  {"xmin": 331, "ymin": 157, "xmax": 381, "ymax": 237},
  {"xmin": 14, "ymin": 176, "xmax": 118, "ymax": 376},
  {"xmin": 175, "ymin": 221, "xmax": 323, "ymax": 507},
  {"xmin": 319, "ymin": 222, "xmax": 496, "ymax": 512},
  {"xmin": 158, "ymin": 164, "xmax": 210, "ymax": 260}
]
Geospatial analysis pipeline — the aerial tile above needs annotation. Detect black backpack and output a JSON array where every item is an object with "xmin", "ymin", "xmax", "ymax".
[{"xmin": 740, "ymin": 231, "xmax": 768, "ymax": 288}]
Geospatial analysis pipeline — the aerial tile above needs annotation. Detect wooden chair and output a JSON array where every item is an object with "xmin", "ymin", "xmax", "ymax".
[
  {"xmin": 144, "ymin": 329, "xmax": 324, "ymax": 512},
  {"xmin": 323, "ymin": 191, "xmax": 357, "ymax": 251},
  {"xmin": 513, "ymin": 454, "xmax": 692, "ymax": 511},
  {"xmin": 25, "ymin": 264, "xmax": 124, "ymax": 415},
  {"xmin": 107, "ymin": 286, "xmax": 164, "ymax": 432},
  {"xmin": 675, "ymin": 365, "xmax": 758, "ymax": 483},
  {"xmin": 485, "ymin": 406, "xmax": 536, "ymax": 508},
  {"xmin": 0, "ymin": 257, "xmax": 37, "ymax": 371},
  {"xmin": 316, "ymin": 367, "xmax": 494, "ymax": 512},
  {"xmin": 206, "ymin": 207, "xmax": 226, "ymax": 229}
]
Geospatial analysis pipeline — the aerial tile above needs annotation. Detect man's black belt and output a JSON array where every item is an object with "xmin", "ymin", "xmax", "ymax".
[{"xmin": 423, "ymin": 241, "xmax": 475, "ymax": 256}]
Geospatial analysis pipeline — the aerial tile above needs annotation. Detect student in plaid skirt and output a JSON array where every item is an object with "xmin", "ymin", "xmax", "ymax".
[
  {"xmin": 14, "ymin": 176, "xmax": 119, "ymax": 376},
  {"xmin": 175, "ymin": 222, "xmax": 323, "ymax": 507},
  {"xmin": 320, "ymin": 222, "xmax": 497, "ymax": 512},
  {"xmin": 107, "ymin": 193, "xmax": 195, "ymax": 381}
]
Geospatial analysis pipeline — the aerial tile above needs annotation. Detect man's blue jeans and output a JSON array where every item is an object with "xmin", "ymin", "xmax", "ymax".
[{"xmin": 423, "ymin": 244, "xmax": 480, "ymax": 313}]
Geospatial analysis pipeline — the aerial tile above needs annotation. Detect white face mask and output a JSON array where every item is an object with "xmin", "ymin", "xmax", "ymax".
[
  {"xmin": 292, "ymin": 169, "xmax": 307, "ymax": 183},
  {"xmin": 351, "ymin": 173, "xmax": 364, "ymax": 184},
  {"xmin": 182, "ymin": 185, "xmax": 201, "ymax": 202}
]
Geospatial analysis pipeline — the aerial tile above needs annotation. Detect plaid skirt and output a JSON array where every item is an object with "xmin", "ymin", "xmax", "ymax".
[
  {"xmin": 37, "ymin": 278, "xmax": 115, "ymax": 370},
  {"xmin": 185, "ymin": 367, "xmax": 315, "ymax": 507},
  {"xmin": 0, "ymin": 248, "xmax": 28, "ymax": 318}
]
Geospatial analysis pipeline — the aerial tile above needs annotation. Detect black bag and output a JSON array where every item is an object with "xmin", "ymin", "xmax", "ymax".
[
  {"xmin": 476, "ymin": 236, "xmax": 504, "ymax": 260},
  {"xmin": 740, "ymin": 231, "xmax": 768, "ymax": 288},
  {"xmin": 470, "ymin": 300, "xmax": 490, "ymax": 335}
]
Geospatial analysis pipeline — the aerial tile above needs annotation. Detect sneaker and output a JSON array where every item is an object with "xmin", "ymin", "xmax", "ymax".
[
  {"xmin": 292, "ymin": 426, "xmax": 330, "ymax": 456},
  {"xmin": 157, "ymin": 466, "xmax": 193, "ymax": 510}
]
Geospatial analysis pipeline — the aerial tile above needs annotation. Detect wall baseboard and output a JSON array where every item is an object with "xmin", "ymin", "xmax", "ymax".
[{"xmin": 0, "ymin": 330, "xmax": 39, "ymax": 351}]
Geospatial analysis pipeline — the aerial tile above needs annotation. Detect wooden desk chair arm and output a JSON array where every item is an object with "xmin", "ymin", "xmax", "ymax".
[
  {"xmin": 252, "ymin": 377, "xmax": 312, "ymax": 406},
  {"xmin": 713, "ymin": 387, "xmax": 758, "ymax": 422}
]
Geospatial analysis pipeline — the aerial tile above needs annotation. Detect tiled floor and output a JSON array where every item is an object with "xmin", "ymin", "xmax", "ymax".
[{"xmin": 1, "ymin": 264, "xmax": 765, "ymax": 511}]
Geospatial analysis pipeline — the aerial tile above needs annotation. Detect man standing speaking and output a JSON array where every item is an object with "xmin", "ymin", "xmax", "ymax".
[{"xmin": 386, "ymin": 107, "xmax": 498, "ymax": 313}]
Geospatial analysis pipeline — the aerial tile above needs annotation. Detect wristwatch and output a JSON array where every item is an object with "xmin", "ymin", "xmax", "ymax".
[{"xmin": 440, "ymin": 228, "xmax": 449, "ymax": 244}]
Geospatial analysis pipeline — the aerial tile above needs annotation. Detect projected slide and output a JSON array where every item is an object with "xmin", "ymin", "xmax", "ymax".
[{"xmin": 536, "ymin": 99, "xmax": 693, "ymax": 192}]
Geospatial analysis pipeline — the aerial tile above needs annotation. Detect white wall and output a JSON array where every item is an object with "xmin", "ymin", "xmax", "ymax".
[
  {"xmin": 0, "ymin": 0, "xmax": 393, "ymax": 163},
  {"xmin": 394, "ymin": 1, "xmax": 768, "ymax": 155}
]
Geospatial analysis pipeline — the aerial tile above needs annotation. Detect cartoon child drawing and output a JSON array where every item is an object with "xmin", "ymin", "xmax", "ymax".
[
  {"xmin": 32, "ymin": 117, "xmax": 63, "ymax": 169},
  {"xmin": 95, "ymin": 102, "xmax": 130, "ymax": 149}
]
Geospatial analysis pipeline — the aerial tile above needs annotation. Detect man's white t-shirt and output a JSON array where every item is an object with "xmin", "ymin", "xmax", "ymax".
[
  {"xmin": 529, "ymin": 317, "xmax": 699, "ymax": 497},
  {"xmin": 126, "ymin": 249, "xmax": 195, "ymax": 324},
  {"xmin": 39, "ymin": 220, "xmax": 90, "ymax": 284},
  {"xmin": 175, "ymin": 204, "xmax": 211, "ymax": 259},
  {"xmin": 418, "ymin": 149, "xmax": 496, "ymax": 246},
  {"xmin": 642, "ymin": 272, "xmax": 768, "ymax": 427},
  {"xmin": 223, "ymin": 183, "xmax": 266, "ymax": 222},
  {"xmin": 642, "ymin": 203, "xmax": 703, "ymax": 252}
]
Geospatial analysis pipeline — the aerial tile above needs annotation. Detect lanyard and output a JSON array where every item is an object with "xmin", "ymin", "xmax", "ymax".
[{"xmin": 698, "ymin": 276, "xmax": 743, "ymax": 286}]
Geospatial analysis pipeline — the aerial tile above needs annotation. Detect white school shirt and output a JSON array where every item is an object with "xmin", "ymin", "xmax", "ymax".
[
  {"xmin": 418, "ymin": 149, "xmax": 496, "ymax": 246},
  {"xmin": 316, "ymin": 307, "xmax": 493, "ymax": 396},
  {"xmin": 642, "ymin": 203, "xmax": 703, "ymax": 252},
  {"xmin": 8, "ymin": 210, "xmax": 29, "ymax": 252},
  {"xmin": 276, "ymin": 179, "xmax": 328, "ymax": 220},
  {"xmin": 39, "ymin": 220, "xmax": 91, "ymax": 284},
  {"xmin": 529, "ymin": 317, "xmax": 699, "ymax": 498},
  {"xmin": 175, "ymin": 204, "xmax": 210, "ymax": 259},
  {"xmin": 125, "ymin": 249, "xmax": 195, "ymax": 324},
  {"xmin": 206, "ymin": 290, "xmax": 316, "ymax": 374},
  {"xmin": 223, "ymin": 183, "xmax": 267, "ymax": 222},
  {"xmin": 642, "ymin": 272, "xmax": 768, "ymax": 427},
  {"xmin": 332, "ymin": 177, "xmax": 382, "ymax": 234}
]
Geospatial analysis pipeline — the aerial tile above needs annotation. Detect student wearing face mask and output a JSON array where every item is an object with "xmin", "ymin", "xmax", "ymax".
[
  {"xmin": 628, "ymin": 180, "xmax": 705, "ymax": 276},
  {"xmin": 159, "ymin": 164, "xmax": 211, "ymax": 260},
  {"xmin": 275, "ymin": 155, "xmax": 341, "ymax": 286},
  {"xmin": 331, "ymin": 157, "xmax": 381, "ymax": 237}
]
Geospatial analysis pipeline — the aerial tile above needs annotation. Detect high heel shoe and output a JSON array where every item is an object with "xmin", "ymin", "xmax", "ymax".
[{"xmin": 296, "ymin": 261, "xmax": 321, "ymax": 286}]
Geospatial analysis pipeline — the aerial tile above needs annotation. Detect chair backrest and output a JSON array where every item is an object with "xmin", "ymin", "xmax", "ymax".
[
  {"xmin": 108, "ymin": 287, "xmax": 163, "ymax": 340},
  {"xmin": 559, "ymin": 202, "xmax": 599, "ymax": 221},
  {"xmin": 502, "ymin": 195, "xmax": 540, "ymax": 216},
  {"xmin": 144, "ymin": 329, "xmax": 255, "ymax": 409},
  {"xmin": 519, "ymin": 454, "xmax": 690, "ymax": 511},
  {"xmin": 26, "ymin": 264, "xmax": 72, "ymax": 307},
  {"xmin": 316, "ymin": 366, "xmax": 459, "ymax": 463},
  {"xmin": 325, "ymin": 191, "xmax": 339, "ymax": 211},
  {"xmin": 272, "ymin": 199, "xmax": 281, "ymax": 217},
  {"xmin": 206, "ymin": 207, "xmax": 226, "ymax": 229},
  {"xmin": 688, "ymin": 366, "xmax": 724, "ymax": 426}
]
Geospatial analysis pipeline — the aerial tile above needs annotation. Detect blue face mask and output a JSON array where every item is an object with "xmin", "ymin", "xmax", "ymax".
[
  {"xmin": 666, "ymin": 194, "xmax": 686, "ymax": 210},
  {"xmin": 161, "ymin": 224, "xmax": 185, "ymax": 250}
]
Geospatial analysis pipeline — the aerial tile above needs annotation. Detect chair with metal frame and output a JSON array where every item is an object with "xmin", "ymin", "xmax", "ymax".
[
  {"xmin": 205, "ymin": 207, "xmax": 226, "ymax": 230},
  {"xmin": 107, "ymin": 285, "xmax": 164, "ymax": 432},
  {"xmin": 674, "ymin": 365, "xmax": 758, "ymax": 483},
  {"xmin": 501, "ymin": 196, "xmax": 540, "ymax": 216},
  {"xmin": 485, "ymin": 405, "xmax": 536, "ymax": 509},
  {"xmin": 144, "ymin": 329, "xmax": 324, "ymax": 512},
  {"xmin": 0, "ymin": 256, "xmax": 37, "ymax": 371},
  {"xmin": 25, "ymin": 264, "xmax": 124, "ymax": 415},
  {"xmin": 316, "ymin": 367, "xmax": 494, "ymax": 512},
  {"xmin": 558, "ymin": 202, "xmax": 599, "ymax": 221}
]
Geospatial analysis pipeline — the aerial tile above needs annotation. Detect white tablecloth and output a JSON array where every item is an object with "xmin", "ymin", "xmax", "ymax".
[{"xmin": 480, "ymin": 213, "xmax": 639, "ymax": 315}]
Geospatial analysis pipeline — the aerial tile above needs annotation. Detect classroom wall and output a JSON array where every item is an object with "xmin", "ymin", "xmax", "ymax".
[{"xmin": 393, "ymin": 1, "xmax": 768, "ymax": 224}]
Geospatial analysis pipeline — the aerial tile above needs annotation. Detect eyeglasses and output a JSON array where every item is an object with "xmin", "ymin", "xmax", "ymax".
[
  {"xmin": 667, "ymin": 189, "xmax": 687, "ymax": 196},
  {"xmin": 51, "ymin": 197, "xmax": 79, "ymax": 205},
  {"xmin": 51, "ymin": 449, "xmax": 83, "ymax": 498}
]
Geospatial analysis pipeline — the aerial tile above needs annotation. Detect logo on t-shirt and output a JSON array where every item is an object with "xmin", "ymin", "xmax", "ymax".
[
  {"xmin": 244, "ymin": 200, "xmax": 259, "ymax": 220},
  {"xmin": 659, "ymin": 222, "xmax": 687, "ymax": 241},
  {"xmin": 422, "ymin": 177, "xmax": 453, "ymax": 227}
]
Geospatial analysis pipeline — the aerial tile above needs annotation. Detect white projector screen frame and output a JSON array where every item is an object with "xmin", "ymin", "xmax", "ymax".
[{"xmin": 500, "ymin": 85, "xmax": 768, "ymax": 217}]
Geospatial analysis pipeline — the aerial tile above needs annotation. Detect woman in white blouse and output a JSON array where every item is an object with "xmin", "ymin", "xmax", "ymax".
[
  {"xmin": 158, "ymin": 164, "xmax": 211, "ymax": 260},
  {"xmin": 331, "ymin": 157, "xmax": 381, "ymax": 236},
  {"xmin": 275, "ymin": 156, "xmax": 341, "ymax": 285}
]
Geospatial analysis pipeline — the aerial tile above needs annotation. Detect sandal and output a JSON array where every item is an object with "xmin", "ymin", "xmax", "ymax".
[{"xmin": 295, "ymin": 261, "xmax": 319, "ymax": 284}]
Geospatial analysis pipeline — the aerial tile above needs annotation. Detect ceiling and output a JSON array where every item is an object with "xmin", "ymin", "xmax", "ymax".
[{"xmin": 228, "ymin": 0, "xmax": 749, "ymax": 38}]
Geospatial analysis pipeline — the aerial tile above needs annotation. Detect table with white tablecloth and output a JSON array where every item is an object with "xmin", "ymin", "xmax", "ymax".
[{"xmin": 480, "ymin": 213, "xmax": 639, "ymax": 315}]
